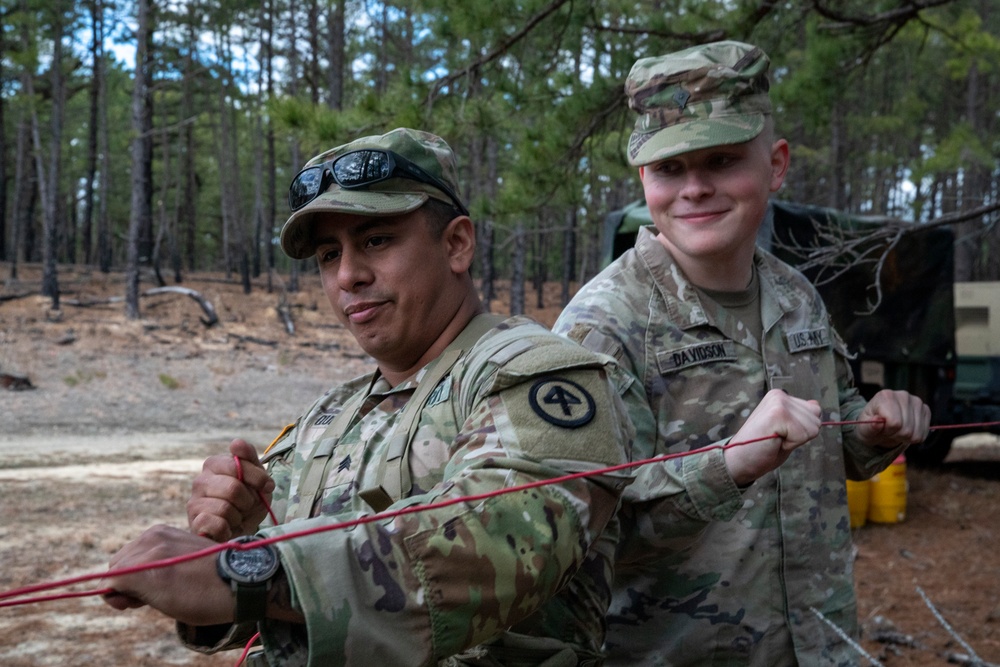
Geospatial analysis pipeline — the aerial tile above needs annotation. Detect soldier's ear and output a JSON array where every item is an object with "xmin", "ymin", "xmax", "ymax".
[
  {"xmin": 769, "ymin": 139, "xmax": 789, "ymax": 192},
  {"xmin": 444, "ymin": 215, "xmax": 475, "ymax": 275}
]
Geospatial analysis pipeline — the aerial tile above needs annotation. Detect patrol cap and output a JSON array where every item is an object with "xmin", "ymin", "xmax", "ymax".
[
  {"xmin": 625, "ymin": 40, "xmax": 772, "ymax": 166},
  {"xmin": 280, "ymin": 127, "xmax": 467, "ymax": 259}
]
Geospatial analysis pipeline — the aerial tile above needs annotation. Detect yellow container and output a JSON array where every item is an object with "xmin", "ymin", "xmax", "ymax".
[
  {"xmin": 846, "ymin": 479, "xmax": 870, "ymax": 528},
  {"xmin": 868, "ymin": 454, "xmax": 907, "ymax": 523}
]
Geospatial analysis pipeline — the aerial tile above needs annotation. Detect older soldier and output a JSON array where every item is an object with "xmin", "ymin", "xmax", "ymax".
[
  {"xmin": 553, "ymin": 42, "xmax": 930, "ymax": 666},
  {"xmin": 103, "ymin": 128, "xmax": 634, "ymax": 666}
]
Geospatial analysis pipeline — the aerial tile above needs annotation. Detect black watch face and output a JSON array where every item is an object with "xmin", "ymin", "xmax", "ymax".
[{"xmin": 227, "ymin": 546, "xmax": 278, "ymax": 582}]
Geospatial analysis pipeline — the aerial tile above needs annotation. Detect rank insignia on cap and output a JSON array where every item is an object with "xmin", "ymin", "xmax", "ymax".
[{"xmin": 528, "ymin": 377, "xmax": 596, "ymax": 428}]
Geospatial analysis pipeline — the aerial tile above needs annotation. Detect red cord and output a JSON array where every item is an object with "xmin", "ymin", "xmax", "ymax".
[
  {"xmin": 235, "ymin": 632, "xmax": 262, "ymax": 667},
  {"xmin": 233, "ymin": 455, "xmax": 280, "ymax": 527},
  {"xmin": 3, "ymin": 418, "xmax": 1000, "ymax": 612},
  {"xmin": 926, "ymin": 421, "xmax": 999, "ymax": 431}
]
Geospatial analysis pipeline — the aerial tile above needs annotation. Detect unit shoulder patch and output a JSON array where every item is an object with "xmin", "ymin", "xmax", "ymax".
[{"xmin": 528, "ymin": 376, "xmax": 596, "ymax": 428}]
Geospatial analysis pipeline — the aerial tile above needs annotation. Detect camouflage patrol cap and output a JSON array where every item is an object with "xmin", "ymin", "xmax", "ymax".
[
  {"xmin": 280, "ymin": 127, "xmax": 467, "ymax": 259},
  {"xmin": 625, "ymin": 40, "xmax": 772, "ymax": 166}
]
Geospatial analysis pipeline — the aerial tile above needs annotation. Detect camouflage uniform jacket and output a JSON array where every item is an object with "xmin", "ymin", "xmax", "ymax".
[
  {"xmin": 186, "ymin": 315, "xmax": 633, "ymax": 666},
  {"xmin": 552, "ymin": 227, "xmax": 902, "ymax": 667}
]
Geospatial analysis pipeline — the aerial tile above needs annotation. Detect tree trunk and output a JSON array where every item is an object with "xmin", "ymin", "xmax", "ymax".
[
  {"xmin": 81, "ymin": 0, "xmax": 103, "ymax": 265},
  {"xmin": 263, "ymin": 0, "xmax": 277, "ymax": 290},
  {"xmin": 151, "ymin": 103, "xmax": 172, "ymax": 287},
  {"xmin": 216, "ymin": 35, "xmax": 234, "ymax": 280},
  {"xmin": 307, "ymin": 0, "xmax": 321, "ymax": 104},
  {"xmin": 479, "ymin": 136, "xmax": 499, "ymax": 304},
  {"xmin": 180, "ymin": 4, "xmax": 197, "ymax": 274},
  {"xmin": 286, "ymin": 0, "xmax": 301, "ymax": 293},
  {"xmin": 252, "ymin": 112, "xmax": 265, "ymax": 279},
  {"xmin": 64, "ymin": 190, "xmax": 76, "ymax": 264},
  {"xmin": 168, "ymin": 120, "xmax": 182, "ymax": 283},
  {"xmin": 36, "ymin": 3, "xmax": 67, "ymax": 307},
  {"xmin": 216, "ymin": 30, "xmax": 250, "ymax": 294},
  {"xmin": 534, "ymin": 227, "xmax": 546, "ymax": 309},
  {"xmin": 10, "ymin": 98, "xmax": 33, "ymax": 279},
  {"xmin": 96, "ymin": 21, "xmax": 112, "ymax": 274},
  {"xmin": 13, "ymin": 6, "xmax": 37, "ymax": 274},
  {"xmin": 126, "ymin": 0, "xmax": 153, "ymax": 319},
  {"xmin": 510, "ymin": 222, "xmax": 525, "ymax": 316},
  {"xmin": 138, "ymin": 44, "xmax": 155, "ymax": 268},
  {"xmin": 29, "ymin": 92, "xmax": 58, "ymax": 307},
  {"xmin": 0, "ymin": 19, "xmax": 7, "ymax": 263},
  {"xmin": 830, "ymin": 97, "xmax": 847, "ymax": 211},
  {"xmin": 955, "ymin": 55, "xmax": 984, "ymax": 282},
  {"xmin": 327, "ymin": 0, "xmax": 345, "ymax": 109},
  {"xmin": 561, "ymin": 207, "xmax": 576, "ymax": 307},
  {"xmin": 376, "ymin": 4, "xmax": 388, "ymax": 94}
]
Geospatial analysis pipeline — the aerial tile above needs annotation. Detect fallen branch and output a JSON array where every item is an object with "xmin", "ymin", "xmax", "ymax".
[
  {"xmin": 870, "ymin": 628, "xmax": 923, "ymax": 649},
  {"xmin": 62, "ymin": 296, "xmax": 123, "ymax": 306},
  {"xmin": 277, "ymin": 294, "xmax": 295, "ymax": 335},
  {"xmin": 143, "ymin": 286, "xmax": 219, "ymax": 327},
  {"xmin": 0, "ymin": 371, "xmax": 35, "ymax": 391},
  {"xmin": 229, "ymin": 333, "xmax": 278, "ymax": 347},
  {"xmin": 63, "ymin": 286, "xmax": 219, "ymax": 327},
  {"xmin": 0, "ymin": 291, "xmax": 36, "ymax": 303}
]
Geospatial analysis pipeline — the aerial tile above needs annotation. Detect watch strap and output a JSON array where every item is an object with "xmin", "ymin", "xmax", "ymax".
[
  {"xmin": 233, "ymin": 580, "xmax": 270, "ymax": 624},
  {"xmin": 217, "ymin": 536, "xmax": 280, "ymax": 625}
]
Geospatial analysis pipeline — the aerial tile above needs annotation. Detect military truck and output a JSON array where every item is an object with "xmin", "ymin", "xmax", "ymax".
[
  {"xmin": 949, "ymin": 282, "xmax": 1000, "ymax": 456},
  {"xmin": 601, "ymin": 199, "xmax": 970, "ymax": 465}
]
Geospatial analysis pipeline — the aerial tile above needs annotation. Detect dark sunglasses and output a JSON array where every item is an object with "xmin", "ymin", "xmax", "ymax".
[{"xmin": 287, "ymin": 148, "xmax": 469, "ymax": 216}]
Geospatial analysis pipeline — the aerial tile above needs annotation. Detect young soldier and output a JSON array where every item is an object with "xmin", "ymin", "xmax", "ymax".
[
  {"xmin": 104, "ymin": 128, "xmax": 634, "ymax": 666},
  {"xmin": 553, "ymin": 42, "xmax": 930, "ymax": 666}
]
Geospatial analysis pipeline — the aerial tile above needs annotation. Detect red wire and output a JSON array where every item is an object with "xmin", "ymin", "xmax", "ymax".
[
  {"xmin": 926, "ymin": 421, "xmax": 995, "ymax": 430},
  {"xmin": 233, "ymin": 455, "xmax": 279, "ymax": 526},
  {"xmin": 235, "ymin": 632, "xmax": 261, "ymax": 667},
  {"xmin": 3, "ymin": 418, "xmax": 999, "ymax": 612}
]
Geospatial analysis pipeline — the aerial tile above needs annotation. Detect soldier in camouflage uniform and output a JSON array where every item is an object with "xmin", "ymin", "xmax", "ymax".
[
  {"xmin": 103, "ymin": 128, "xmax": 634, "ymax": 666},
  {"xmin": 552, "ymin": 42, "xmax": 931, "ymax": 666}
]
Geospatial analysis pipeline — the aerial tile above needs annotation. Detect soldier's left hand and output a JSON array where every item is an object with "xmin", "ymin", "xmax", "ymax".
[
  {"xmin": 101, "ymin": 525, "xmax": 234, "ymax": 626},
  {"xmin": 856, "ymin": 389, "xmax": 931, "ymax": 449}
]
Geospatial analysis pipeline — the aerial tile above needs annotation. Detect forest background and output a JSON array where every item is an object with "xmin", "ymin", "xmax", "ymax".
[
  {"xmin": 2, "ymin": 5, "xmax": 1000, "ymax": 663},
  {"xmin": 1, "ymin": 0, "xmax": 999, "ymax": 315}
]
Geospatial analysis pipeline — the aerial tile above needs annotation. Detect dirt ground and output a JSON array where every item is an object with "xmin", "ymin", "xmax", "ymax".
[{"xmin": 1, "ymin": 263, "xmax": 999, "ymax": 667}]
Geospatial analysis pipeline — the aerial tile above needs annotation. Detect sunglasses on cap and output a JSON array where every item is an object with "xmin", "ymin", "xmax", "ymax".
[{"xmin": 287, "ymin": 148, "xmax": 469, "ymax": 216}]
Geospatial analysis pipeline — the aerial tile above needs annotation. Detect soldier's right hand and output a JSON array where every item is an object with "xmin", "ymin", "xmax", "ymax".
[
  {"xmin": 187, "ymin": 438, "xmax": 275, "ymax": 541},
  {"xmin": 724, "ymin": 389, "xmax": 822, "ymax": 487}
]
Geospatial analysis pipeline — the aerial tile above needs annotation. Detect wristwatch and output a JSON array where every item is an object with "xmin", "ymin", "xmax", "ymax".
[{"xmin": 216, "ymin": 535, "xmax": 281, "ymax": 624}]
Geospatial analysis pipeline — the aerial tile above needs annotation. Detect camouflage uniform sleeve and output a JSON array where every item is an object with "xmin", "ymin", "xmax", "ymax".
[
  {"xmin": 553, "ymin": 310, "xmax": 744, "ymax": 560},
  {"xmin": 832, "ymin": 331, "xmax": 907, "ymax": 480},
  {"xmin": 254, "ymin": 342, "xmax": 632, "ymax": 666}
]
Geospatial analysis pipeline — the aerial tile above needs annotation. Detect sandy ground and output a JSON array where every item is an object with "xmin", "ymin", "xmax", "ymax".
[{"xmin": 2, "ymin": 264, "xmax": 1000, "ymax": 666}]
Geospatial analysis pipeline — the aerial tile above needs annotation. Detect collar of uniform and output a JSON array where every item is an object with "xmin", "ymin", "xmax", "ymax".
[
  {"xmin": 753, "ymin": 245, "xmax": 803, "ymax": 327},
  {"xmin": 634, "ymin": 225, "xmax": 805, "ymax": 333},
  {"xmin": 634, "ymin": 225, "xmax": 711, "ymax": 329},
  {"xmin": 367, "ymin": 370, "xmax": 420, "ymax": 398}
]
